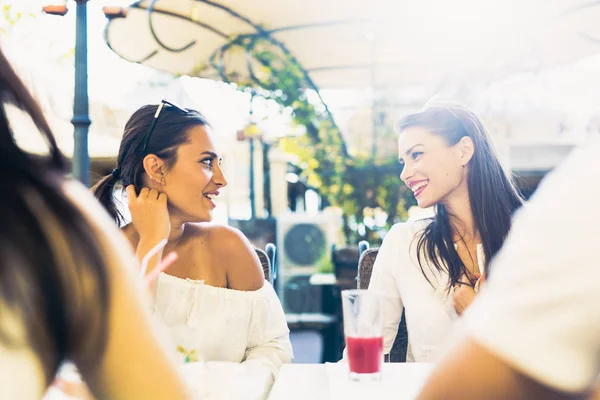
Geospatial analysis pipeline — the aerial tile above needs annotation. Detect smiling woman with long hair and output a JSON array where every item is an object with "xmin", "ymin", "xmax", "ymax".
[
  {"xmin": 92, "ymin": 101, "xmax": 292, "ymax": 393},
  {"xmin": 367, "ymin": 104, "xmax": 523, "ymax": 363}
]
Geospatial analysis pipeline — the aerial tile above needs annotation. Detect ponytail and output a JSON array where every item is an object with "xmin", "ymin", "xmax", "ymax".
[{"xmin": 91, "ymin": 169, "xmax": 124, "ymax": 226}]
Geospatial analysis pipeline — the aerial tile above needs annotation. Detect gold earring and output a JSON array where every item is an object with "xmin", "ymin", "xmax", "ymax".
[{"xmin": 148, "ymin": 173, "xmax": 161, "ymax": 184}]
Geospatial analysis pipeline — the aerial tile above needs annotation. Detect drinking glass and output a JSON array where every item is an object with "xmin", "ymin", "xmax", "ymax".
[{"xmin": 341, "ymin": 289, "xmax": 384, "ymax": 381}]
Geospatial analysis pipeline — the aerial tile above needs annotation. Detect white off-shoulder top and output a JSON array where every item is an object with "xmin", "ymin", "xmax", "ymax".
[{"xmin": 153, "ymin": 273, "xmax": 293, "ymax": 379}]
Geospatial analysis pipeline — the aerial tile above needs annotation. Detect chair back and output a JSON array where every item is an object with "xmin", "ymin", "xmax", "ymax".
[
  {"xmin": 265, "ymin": 243, "xmax": 277, "ymax": 284},
  {"xmin": 332, "ymin": 245, "xmax": 360, "ymax": 290},
  {"xmin": 358, "ymin": 240, "xmax": 369, "ymax": 256},
  {"xmin": 357, "ymin": 248, "xmax": 379, "ymax": 289},
  {"xmin": 255, "ymin": 248, "xmax": 272, "ymax": 284},
  {"xmin": 356, "ymin": 246, "xmax": 408, "ymax": 362}
]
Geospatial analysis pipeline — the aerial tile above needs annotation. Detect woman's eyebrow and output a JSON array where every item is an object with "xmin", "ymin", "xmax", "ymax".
[{"xmin": 402, "ymin": 144, "xmax": 424, "ymax": 157}]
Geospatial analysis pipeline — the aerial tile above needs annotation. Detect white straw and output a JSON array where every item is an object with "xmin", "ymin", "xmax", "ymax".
[
  {"xmin": 145, "ymin": 251, "xmax": 178, "ymax": 287},
  {"xmin": 139, "ymin": 238, "xmax": 168, "ymax": 280}
]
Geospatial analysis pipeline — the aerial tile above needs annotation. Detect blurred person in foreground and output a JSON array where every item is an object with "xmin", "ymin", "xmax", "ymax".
[
  {"xmin": 0, "ymin": 47, "xmax": 191, "ymax": 398},
  {"xmin": 418, "ymin": 138, "xmax": 600, "ymax": 399}
]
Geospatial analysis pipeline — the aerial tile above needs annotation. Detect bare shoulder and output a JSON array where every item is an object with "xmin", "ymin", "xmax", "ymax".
[{"xmin": 188, "ymin": 224, "xmax": 264, "ymax": 291}]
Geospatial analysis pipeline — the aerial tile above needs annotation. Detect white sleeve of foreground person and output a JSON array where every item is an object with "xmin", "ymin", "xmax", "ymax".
[
  {"xmin": 418, "ymin": 138, "xmax": 600, "ymax": 399},
  {"xmin": 463, "ymin": 138, "xmax": 600, "ymax": 393}
]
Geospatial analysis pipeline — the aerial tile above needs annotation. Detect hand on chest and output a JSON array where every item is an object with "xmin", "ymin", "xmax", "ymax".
[{"xmin": 455, "ymin": 242, "xmax": 483, "ymax": 280}]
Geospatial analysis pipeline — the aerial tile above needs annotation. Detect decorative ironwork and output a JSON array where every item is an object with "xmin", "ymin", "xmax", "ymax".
[
  {"xmin": 102, "ymin": 1, "xmax": 419, "ymax": 242},
  {"xmin": 107, "ymin": 0, "xmax": 348, "ymax": 156},
  {"xmin": 103, "ymin": 3, "xmax": 229, "ymax": 63},
  {"xmin": 558, "ymin": 1, "xmax": 600, "ymax": 45},
  {"xmin": 147, "ymin": 0, "xmax": 196, "ymax": 52}
]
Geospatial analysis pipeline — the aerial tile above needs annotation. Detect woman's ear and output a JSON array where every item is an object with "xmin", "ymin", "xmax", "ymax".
[
  {"xmin": 142, "ymin": 154, "xmax": 166, "ymax": 185},
  {"xmin": 458, "ymin": 136, "xmax": 475, "ymax": 166}
]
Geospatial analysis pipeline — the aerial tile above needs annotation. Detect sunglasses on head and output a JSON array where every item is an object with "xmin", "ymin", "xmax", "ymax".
[{"xmin": 142, "ymin": 99, "xmax": 189, "ymax": 155}]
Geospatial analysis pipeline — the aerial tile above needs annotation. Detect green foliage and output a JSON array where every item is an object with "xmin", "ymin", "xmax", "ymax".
[
  {"xmin": 206, "ymin": 35, "xmax": 416, "ymax": 244},
  {"xmin": 1, "ymin": 3, "xmax": 35, "ymax": 33}
]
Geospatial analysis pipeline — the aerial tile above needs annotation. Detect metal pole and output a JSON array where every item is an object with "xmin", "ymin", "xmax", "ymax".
[
  {"xmin": 72, "ymin": 0, "xmax": 91, "ymax": 186},
  {"xmin": 248, "ymin": 92, "xmax": 256, "ymax": 219},
  {"xmin": 262, "ymin": 140, "xmax": 271, "ymax": 217},
  {"xmin": 249, "ymin": 137, "xmax": 255, "ymax": 219},
  {"xmin": 369, "ymin": 34, "xmax": 377, "ymax": 160}
]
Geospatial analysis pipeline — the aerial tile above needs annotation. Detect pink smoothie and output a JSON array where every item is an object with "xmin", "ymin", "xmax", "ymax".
[{"xmin": 346, "ymin": 336, "xmax": 383, "ymax": 374}]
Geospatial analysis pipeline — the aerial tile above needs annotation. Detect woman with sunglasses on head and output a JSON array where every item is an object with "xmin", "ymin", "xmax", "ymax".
[
  {"xmin": 367, "ymin": 104, "xmax": 524, "ymax": 363},
  {"xmin": 92, "ymin": 101, "xmax": 293, "ymax": 393},
  {"xmin": 0, "ymin": 49, "xmax": 191, "ymax": 398}
]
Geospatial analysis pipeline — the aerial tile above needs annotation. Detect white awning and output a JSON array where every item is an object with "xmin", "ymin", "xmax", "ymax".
[{"xmin": 104, "ymin": 0, "xmax": 600, "ymax": 90}]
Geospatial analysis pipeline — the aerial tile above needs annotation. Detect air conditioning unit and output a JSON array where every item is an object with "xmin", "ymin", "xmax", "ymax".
[{"xmin": 276, "ymin": 212, "xmax": 342, "ymax": 313}]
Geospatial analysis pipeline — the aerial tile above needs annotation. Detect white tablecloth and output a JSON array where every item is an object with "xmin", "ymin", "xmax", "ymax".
[
  {"xmin": 181, "ymin": 361, "xmax": 274, "ymax": 400},
  {"xmin": 44, "ymin": 361, "xmax": 274, "ymax": 400},
  {"xmin": 268, "ymin": 363, "xmax": 434, "ymax": 400}
]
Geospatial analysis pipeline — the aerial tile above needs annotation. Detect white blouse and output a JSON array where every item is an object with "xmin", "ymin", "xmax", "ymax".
[
  {"xmin": 368, "ymin": 220, "xmax": 483, "ymax": 362},
  {"xmin": 153, "ymin": 273, "xmax": 293, "ymax": 378}
]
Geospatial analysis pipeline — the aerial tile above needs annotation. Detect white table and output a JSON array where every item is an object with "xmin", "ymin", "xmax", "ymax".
[
  {"xmin": 44, "ymin": 361, "xmax": 274, "ymax": 400},
  {"xmin": 268, "ymin": 363, "xmax": 434, "ymax": 400}
]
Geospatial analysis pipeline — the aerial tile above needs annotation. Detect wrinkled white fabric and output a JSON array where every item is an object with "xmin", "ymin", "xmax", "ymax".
[{"xmin": 154, "ymin": 273, "xmax": 293, "ymax": 384}]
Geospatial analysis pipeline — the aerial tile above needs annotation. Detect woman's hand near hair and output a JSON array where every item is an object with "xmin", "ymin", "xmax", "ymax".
[
  {"xmin": 126, "ymin": 185, "xmax": 170, "ymax": 293},
  {"xmin": 126, "ymin": 185, "xmax": 170, "ymax": 243}
]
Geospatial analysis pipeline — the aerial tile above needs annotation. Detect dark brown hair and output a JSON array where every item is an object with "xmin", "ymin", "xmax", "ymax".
[
  {"xmin": 91, "ymin": 104, "xmax": 209, "ymax": 225},
  {"xmin": 397, "ymin": 104, "xmax": 524, "ymax": 290},
  {"xmin": 0, "ymin": 47, "xmax": 109, "ymax": 382}
]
